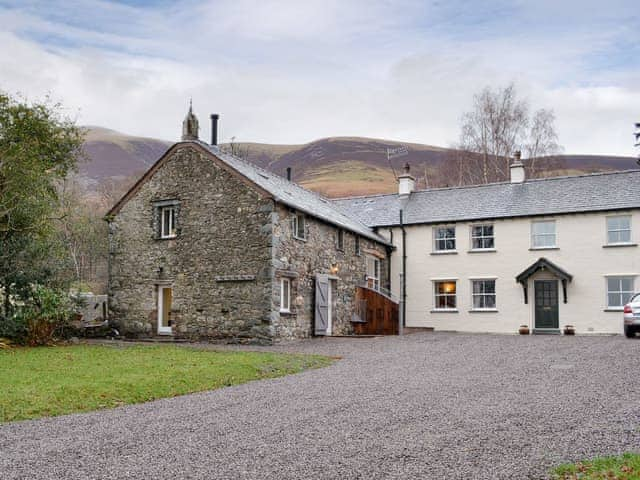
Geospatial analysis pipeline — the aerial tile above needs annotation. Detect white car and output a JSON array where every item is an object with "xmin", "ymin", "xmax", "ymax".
[{"xmin": 623, "ymin": 293, "xmax": 640, "ymax": 338}]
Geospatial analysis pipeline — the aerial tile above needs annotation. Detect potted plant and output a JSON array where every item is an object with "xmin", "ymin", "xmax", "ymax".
[
  {"xmin": 564, "ymin": 325, "xmax": 576, "ymax": 335},
  {"xmin": 518, "ymin": 324, "xmax": 530, "ymax": 335}
]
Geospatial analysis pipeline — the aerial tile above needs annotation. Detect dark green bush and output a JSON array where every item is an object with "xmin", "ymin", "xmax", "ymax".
[{"xmin": 0, "ymin": 286, "xmax": 77, "ymax": 345}]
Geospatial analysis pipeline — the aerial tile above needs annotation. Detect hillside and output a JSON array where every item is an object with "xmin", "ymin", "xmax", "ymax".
[
  {"xmin": 79, "ymin": 127, "xmax": 638, "ymax": 198},
  {"xmin": 80, "ymin": 127, "xmax": 171, "ymax": 185}
]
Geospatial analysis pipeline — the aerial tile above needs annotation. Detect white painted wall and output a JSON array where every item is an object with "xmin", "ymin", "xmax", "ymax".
[{"xmin": 384, "ymin": 210, "xmax": 640, "ymax": 334}]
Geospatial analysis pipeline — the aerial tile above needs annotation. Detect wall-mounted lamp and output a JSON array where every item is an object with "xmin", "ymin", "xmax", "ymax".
[{"xmin": 330, "ymin": 264, "xmax": 339, "ymax": 275}]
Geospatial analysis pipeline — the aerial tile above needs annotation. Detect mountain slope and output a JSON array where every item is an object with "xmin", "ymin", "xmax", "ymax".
[
  {"xmin": 80, "ymin": 127, "xmax": 171, "ymax": 184},
  {"xmin": 79, "ymin": 127, "xmax": 638, "ymax": 198}
]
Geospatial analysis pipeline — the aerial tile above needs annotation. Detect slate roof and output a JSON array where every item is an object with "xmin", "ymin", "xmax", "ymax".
[
  {"xmin": 333, "ymin": 170, "xmax": 640, "ymax": 227},
  {"xmin": 196, "ymin": 142, "xmax": 391, "ymax": 245}
]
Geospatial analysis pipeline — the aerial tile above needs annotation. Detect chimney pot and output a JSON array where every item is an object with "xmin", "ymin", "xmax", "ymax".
[
  {"xmin": 210, "ymin": 114, "xmax": 219, "ymax": 146},
  {"xmin": 398, "ymin": 162, "xmax": 416, "ymax": 197},
  {"xmin": 510, "ymin": 150, "xmax": 525, "ymax": 184},
  {"xmin": 286, "ymin": 167, "xmax": 292, "ymax": 181}
]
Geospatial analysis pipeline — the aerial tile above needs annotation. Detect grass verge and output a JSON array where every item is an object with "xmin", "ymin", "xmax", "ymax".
[
  {"xmin": 554, "ymin": 453, "xmax": 640, "ymax": 479},
  {"xmin": 0, "ymin": 344, "xmax": 332, "ymax": 423}
]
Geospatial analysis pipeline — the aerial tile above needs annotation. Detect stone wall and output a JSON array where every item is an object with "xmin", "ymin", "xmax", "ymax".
[
  {"xmin": 108, "ymin": 144, "xmax": 275, "ymax": 343},
  {"xmin": 271, "ymin": 204, "xmax": 389, "ymax": 338}
]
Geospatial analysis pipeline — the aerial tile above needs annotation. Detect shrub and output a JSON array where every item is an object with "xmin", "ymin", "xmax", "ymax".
[
  {"xmin": 0, "ymin": 312, "xmax": 28, "ymax": 342},
  {"xmin": 0, "ymin": 286, "xmax": 77, "ymax": 345}
]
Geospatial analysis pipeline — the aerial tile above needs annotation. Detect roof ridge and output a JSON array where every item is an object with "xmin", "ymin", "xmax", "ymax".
[
  {"xmin": 195, "ymin": 141, "xmax": 388, "ymax": 243},
  {"xmin": 335, "ymin": 168, "xmax": 640, "ymax": 201}
]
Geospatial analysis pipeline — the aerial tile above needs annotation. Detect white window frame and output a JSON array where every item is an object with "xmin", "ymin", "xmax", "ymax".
[
  {"xmin": 292, "ymin": 213, "xmax": 306, "ymax": 240},
  {"xmin": 280, "ymin": 278, "xmax": 291, "ymax": 313},
  {"xmin": 433, "ymin": 225, "xmax": 457, "ymax": 252},
  {"xmin": 366, "ymin": 256, "xmax": 380, "ymax": 291},
  {"xmin": 606, "ymin": 215, "xmax": 632, "ymax": 245},
  {"xmin": 605, "ymin": 275, "xmax": 635, "ymax": 309},
  {"xmin": 470, "ymin": 224, "xmax": 495, "ymax": 251},
  {"xmin": 470, "ymin": 278, "xmax": 497, "ymax": 311},
  {"xmin": 160, "ymin": 206, "xmax": 177, "ymax": 239},
  {"xmin": 433, "ymin": 280, "xmax": 457, "ymax": 311},
  {"xmin": 531, "ymin": 220, "xmax": 557, "ymax": 249}
]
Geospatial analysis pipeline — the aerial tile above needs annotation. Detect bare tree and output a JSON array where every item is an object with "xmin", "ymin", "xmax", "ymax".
[
  {"xmin": 454, "ymin": 84, "xmax": 562, "ymax": 184},
  {"xmin": 635, "ymin": 122, "xmax": 640, "ymax": 165},
  {"xmin": 222, "ymin": 136, "xmax": 251, "ymax": 161},
  {"xmin": 58, "ymin": 177, "xmax": 109, "ymax": 291},
  {"xmin": 524, "ymin": 109, "xmax": 562, "ymax": 176}
]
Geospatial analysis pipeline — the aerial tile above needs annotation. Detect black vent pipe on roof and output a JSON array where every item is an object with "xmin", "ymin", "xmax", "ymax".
[
  {"xmin": 210, "ymin": 114, "xmax": 219, "ymax": 146},
  {"xmin": 286, "ymin": 167, "xmax": 292, "ymax": 181}
]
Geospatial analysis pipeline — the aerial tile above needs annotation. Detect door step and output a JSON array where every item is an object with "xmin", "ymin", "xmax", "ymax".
[{"xmin": 532, "ymin": 329, "xmax": 561, "ymax": 335}]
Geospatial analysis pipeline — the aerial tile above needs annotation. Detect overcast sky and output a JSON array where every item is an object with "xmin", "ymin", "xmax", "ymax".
[{"xmin": 0, "ymin": 0, "xmax": 638, "ymax": 155}]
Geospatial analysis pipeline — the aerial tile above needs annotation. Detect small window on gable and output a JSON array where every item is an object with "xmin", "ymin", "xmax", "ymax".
[
  {"xmin": 355, "ymin": 236, "xmax": 361, "ymax": 256},
  {"xmin": 292, "ymin": 213, "xmax": 306, "ymax": 240},
  {"xmin": 160, "ymin": 206, "xmax": 177, "ymax": 239},
  {"xmin": 607, "ymin": 215, "xmax": 631, "ymax": 245},
  {"xmin": 337, "ymin": 229, "xmax": 345, "ymax": 251},
  {"xmin": 280, "ymin": 278, "xmax": 291, "ymax": 313}
]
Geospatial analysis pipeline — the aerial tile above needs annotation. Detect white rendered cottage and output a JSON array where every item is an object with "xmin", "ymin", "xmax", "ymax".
[{"xmin": 336, "ymin": 159, "xmax": 640, "ymax": 335}]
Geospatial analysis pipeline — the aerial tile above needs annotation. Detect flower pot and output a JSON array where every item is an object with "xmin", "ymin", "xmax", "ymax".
[
  {"xmin": 518, "ymin": 325, "xmax": 530, "ymax": 335},
  {"xmin": 563, "ymin": 325, "xmax": 575, "ymax": 335}
]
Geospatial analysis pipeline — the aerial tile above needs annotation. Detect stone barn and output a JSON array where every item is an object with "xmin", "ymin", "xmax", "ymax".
[{"xmin": 106, "ymin": 107, "xmax": 392, "ymax": 343}]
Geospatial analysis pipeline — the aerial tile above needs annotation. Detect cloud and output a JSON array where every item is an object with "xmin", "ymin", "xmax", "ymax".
[{"xmin": 0, "ymin": 0, "xmax": 638, "ymax": 155}]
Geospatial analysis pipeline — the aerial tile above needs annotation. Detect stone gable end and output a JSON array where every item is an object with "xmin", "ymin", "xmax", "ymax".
[{"xmin": 108, "ymin": 145, "xmax": 276, "ymax": 342}]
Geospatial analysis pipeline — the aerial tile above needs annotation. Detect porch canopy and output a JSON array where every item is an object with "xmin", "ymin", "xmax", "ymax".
[{"xmin": 515, "ymin": 257, "xmax": 573, "ymax": 304}]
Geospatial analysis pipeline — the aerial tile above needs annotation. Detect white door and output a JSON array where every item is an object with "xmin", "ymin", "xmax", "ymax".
[{"xmin": 157, "ymin": 286, "xmax": 173, "ymax": 334}]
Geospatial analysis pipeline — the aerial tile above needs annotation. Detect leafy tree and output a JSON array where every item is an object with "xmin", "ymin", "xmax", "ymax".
[{"xmin": 0, "ymin": 92, "xmax": 84, "ymax": 320}]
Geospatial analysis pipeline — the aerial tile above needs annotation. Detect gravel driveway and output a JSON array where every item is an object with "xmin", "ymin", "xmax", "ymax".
[{"xmin": 1, "ymin": 332, "xmax": 639, "ymax": 479}]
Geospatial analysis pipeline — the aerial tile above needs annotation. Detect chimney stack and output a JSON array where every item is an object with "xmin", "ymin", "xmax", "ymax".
[
  {"xmin": 398, "ymin": 163, "xmax": 415, "ymax": 197},
  {"xmin": 210, "ymin": 114, "xmax": 219, "ymax": 146},
  {"xmin": 509, "ymin": 150, "xmax": 525, "ymax": 184},
  {"xmin": 286, "ymin": 167, "xmax": 292, "ymax": 181}
]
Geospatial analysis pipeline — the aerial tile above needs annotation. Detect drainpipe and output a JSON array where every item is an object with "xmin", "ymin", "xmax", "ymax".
[{"xmin": 400, "ymin": 209, "xmax": 407, "ymax": 327}]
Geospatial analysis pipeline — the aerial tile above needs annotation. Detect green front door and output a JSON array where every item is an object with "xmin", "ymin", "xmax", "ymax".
[{"xmin": 534, "ymin": 280, "xmax": 559, "ymax": 329}]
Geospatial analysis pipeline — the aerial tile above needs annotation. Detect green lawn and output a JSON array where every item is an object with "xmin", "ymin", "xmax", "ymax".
[
  {"xmin": 0, "ymin": 344, "xmax": 332, "ymax": 423},
  {"xmin": 554, "ymin": 453, "xmax": 640, "ymax": 479}
]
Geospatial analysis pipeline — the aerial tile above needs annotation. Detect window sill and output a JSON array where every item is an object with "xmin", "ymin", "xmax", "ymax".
[
  {"xmin": 469, "ymin": 309, "xmax": 498, "ymax": 313},
  {"xmin": 529, "ymin": 247, "xmax": 559, "ymax": 251},
  {"xmin": 604, "ymin": 308, "xmax": 624, "ymax": 312},
  {"xmin": 430, "ymin": 309, "xmax": 459, "ymax": 313},
  {"xmin": 431, "ymin": 250, "xmax": 458, "ymax": 255},
  {"xmin": 292, "ymin": 236, "xmax": 307, "ymax": 242},
  {"xmin": 157, "ymin": 236, "xmax": 178, "ymax": 241},
  {"xmin": 279, "ymin": 310, "xmax": 296, "ymax": 316},
  {"xmin": 468, "ymin": 249, "xmax": 496, "ymax": 253},
  {"xmin": 603, "ymin": 243, "xmax": 638, "ymax": 248}
]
